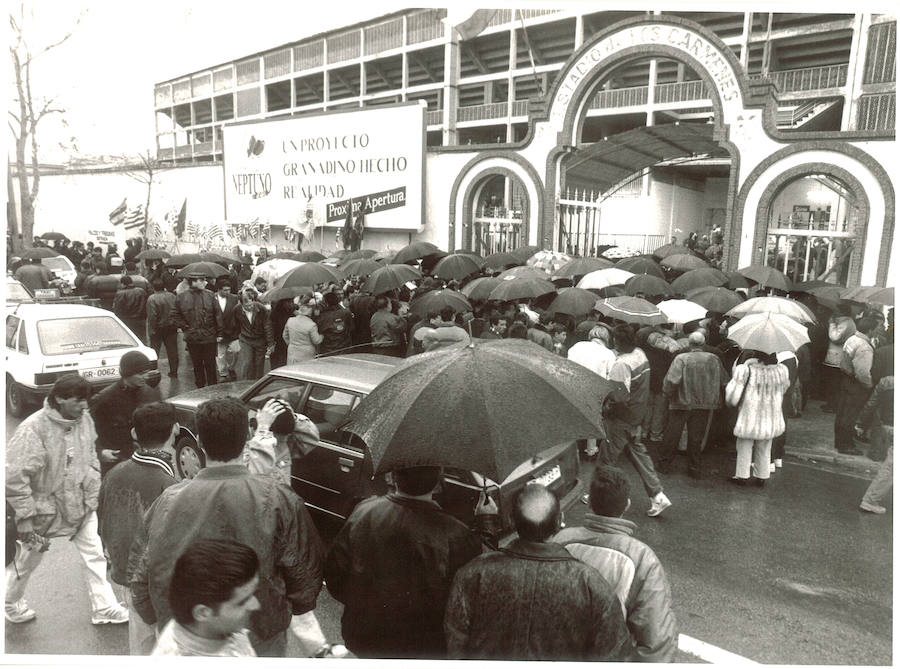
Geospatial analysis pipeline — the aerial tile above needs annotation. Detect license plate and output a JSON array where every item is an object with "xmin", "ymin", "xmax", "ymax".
[
  {"xmin": 529, "ymin": 465, "xmax": 561, "ymax": 487},
  {"xmin": 80, "ymin": 366, "xmax": 120, "ymax": 381}
]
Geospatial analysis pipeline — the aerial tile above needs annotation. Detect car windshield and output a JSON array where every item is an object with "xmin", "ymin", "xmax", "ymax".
[
  {"xmin": 41, "ymin": 257, "xmax": 71, "ymax": 272},
  {"xmin": 6, "ymin": 282, "xmax": 32, "ymax": 301},
  {"xmin": 37, "ymin": 316, "xmax": 137, "ymax": 355}
]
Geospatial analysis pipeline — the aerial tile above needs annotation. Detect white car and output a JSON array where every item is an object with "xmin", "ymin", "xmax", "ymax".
[
  {"xmin": 40, "ymin": 255, "xmax": 77, "ymax": 289},
  {"xmin": 5, "ymin": 303, "xmax": 159, "ymax": 417}
]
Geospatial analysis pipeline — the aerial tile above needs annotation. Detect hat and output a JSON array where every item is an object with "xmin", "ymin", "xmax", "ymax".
[{"xmin": 120, "ymin": 351, "xmax": 152, "ymax": 378}]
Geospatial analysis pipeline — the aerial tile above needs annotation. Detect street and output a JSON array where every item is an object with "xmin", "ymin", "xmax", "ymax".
[{"xmin": 4, "ymin": 360, "xmax": 892, "ymax": 663}]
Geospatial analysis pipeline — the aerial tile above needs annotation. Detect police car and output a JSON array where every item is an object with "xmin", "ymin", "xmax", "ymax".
[{"xmin": 5, "ymin": 303, "xmax": 159, "ymax": 417}]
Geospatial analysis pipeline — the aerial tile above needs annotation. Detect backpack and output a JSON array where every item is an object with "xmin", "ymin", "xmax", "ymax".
[{"xmin": 6, "ymin": 501, "xmax": 18, "ymax": 566}]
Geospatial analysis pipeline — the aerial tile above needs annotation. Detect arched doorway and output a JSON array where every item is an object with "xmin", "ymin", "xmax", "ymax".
[{"xmin": 468, "ymin": 173, "xmax": 529, "ymax": 254}]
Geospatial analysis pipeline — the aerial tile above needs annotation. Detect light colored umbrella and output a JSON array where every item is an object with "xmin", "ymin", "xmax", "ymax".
[
  {"xmin": 727, "ymin": 312, "xmax": 810, "ymax": 354},
  {"xmin": 251, "ymin": 259, "xmax": 303, "ymax": 287},
  {"xmin": 527, "ymin": 250, "xmax": 572, "ymax": 275},
  {"xmin": 498, "ymin": 265, "xmax": 550, "ymax": 281},
  {"xmin": 601, "ymin": 246, "xmax": 641, "ymax": 259},
  {"xmin": 726, "ymin": 296, "xmax": 816, "ymax": 324},
  {"xmin": 577, "ymin": 267, "xmax": 635, "ymax": 290},
  {"xmin": 594, "ymin": 296, "xmax": 667, "ymax": 326},
  {"xmin": 657, "ymin": 299, "xmax": 707, "ymax": 325}
]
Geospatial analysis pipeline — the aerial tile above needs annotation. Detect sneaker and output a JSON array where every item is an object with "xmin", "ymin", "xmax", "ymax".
[
  {"xmin": 774, "ymin": 459, "xmax": 783, "ymax": 469},
  {"xmin": 314, "ymin": 643, "xmax": 349, "ymax": 658},
  {"xmin": 5, "ymin": 599, "xmax": 36, "ymax": 624},
  {"xmin": 91, "ymin": 604, "xmax": 129, "ymax": 625},
  {"xmin": 769, "ymin": 462, "xmax": 776, "ymax": 474},
  {"xmin": 859, "ymin": 501, "xmax": 887, "ymax": 515},
  {"xmin": 729, "ymin": 476, "xmax": 751, "ymax": 487},
  {"xmin": 647, "ymin": 492, "xmax": 671, "ymax": 517}
]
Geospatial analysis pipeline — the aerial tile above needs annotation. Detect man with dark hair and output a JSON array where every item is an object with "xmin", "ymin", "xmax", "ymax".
[
  {"xmin": 422, "ymin": 305, "xmax": 470, "ymax": 352},
  {"xmin": 507, "ymin": 322, "xmax": 528, "ymax": 339},
  {"xmin": 325, "ymin": 465, "xmax": 497, "ymax": 659},
  {"xmin": 147, "ymin": 278, "xmax": 179, "ymax": 377},
  {"xmin": 349, "ymin": 287, "xmax": 377, "ymax": 353},
  {"xmin": 13, "ymin": 257, "xmax": 52, "ymax": 292},
  {"xmin": 6, "ymin": 375, "xmax": 127, "ymax": 626},
  {"xmin": 114, "ymin": 274, "xmax": 149, "ymax": 344},
  {"xmin": 316, "ymin": 289, "xmax": 354, "ymax": 356},
  {"xmin": 90, "ymin": 351, "xmax": 162, "ymax": 476},
  {"xmin": 605, "ymin": 326, "xmax": 671, "ymax": 516},
  {"xmin": 98, "ymin": 402, "xmax": 179, "ymax": 654},
  {"xmin": 445, "ymin": 485, "xmax": 633, "ymax": 661},
  {"xmin": 172, "ymin": 272, "xmax": 221, "ymax": 388},
  {"xmin": 130, "ymin": 397, "xmax": 324, "ymax": 657},
  {"xmin": 234, "ymin": 284, "xmax": 274, "ymax": 380},
  {"xmin": 213, "ymin": 277, "xmax": 240, "ymax": 381},
  {"xmin": 370, "ymin": 295, "xmax": 406, "ymax": 357},
  {"xmin": 554, "ymin": 465, "xmax": 678, "ymax": 661},
  {"xmin": 152, "ymin": 539, "xmax": 260, "ymax": 656},
  {"xmin": 480, "ymin": 311, "xmax": 507, "ymax": 340},
  {"xmin": 834, "ymin": 316, "xmax": 879, "ymax": 454}
]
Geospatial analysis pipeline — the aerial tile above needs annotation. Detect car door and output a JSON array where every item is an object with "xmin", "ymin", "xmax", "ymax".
[
  {"xmin": 292, "ymin": 384, "xmax": 364, "ymax": 521},
  {"xmin": 5, "ymin": 315, "xmax": 26, "ymax": 383}
]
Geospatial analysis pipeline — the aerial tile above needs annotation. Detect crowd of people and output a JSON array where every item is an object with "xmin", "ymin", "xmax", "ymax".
[{"xmin": 4, "ymin": 234, "xmax": 893, "ymax": 658}]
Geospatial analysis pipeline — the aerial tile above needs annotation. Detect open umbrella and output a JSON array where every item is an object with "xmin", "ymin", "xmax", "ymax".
[
  {"xmin": 135, "ymin": 249, "xmax": 171, "ymax": 261},
  {"xmin": 165, "ymin": 253, "xmax": 205, "ymax": 267},
  {"xmin": 841, "ymin": 285, "xmax": 894, "ymax": 306},
  {"xmin": 38, "ymin": 232, "xmax": 68, "ymax": 241},
  {"xmin": 251, "ymin": 259, "xmax": 303, "ymax": 287},
  {"xmin": 727, "ymin": 312, "xmax": 810, "ymax": 354},
  {"xmin": 577, "ymin": 267, "xmax": 635, "ymax": 290},
  {"xmin": 624, "ymin": 274, "xmax": 673, "ymax": 298},
  {"xmin": 738, "ymin": 265, "xmax": 792, "ymax": 292},
  {"xmin": 432, "ymin": 253, "xmax": 483, "ymax": 281},
  {"xmin": 527, "ymin": 250, "xmax": 571, "ymax": 275},
  {"xmin": 510, "ymin": 245, "xmax": 542, "ymax": 263},
  {"xmin": 594, "ymin": 296, "xmax": 666, "ymax": 326},
  {"xmin": 726, "ymin": 296, "xmax": 816, "ymax": 324},
  {"xmin": 498, "ymin": 265, "xmax": 549, "ymax": 281},
  {"xmin": 453, "ymin": 248, "xmax": 484, "ymax": 259},
  {"xmin": 201, "ymin": 251, "xmax": 241, "ymax": 265},
  {"xmin": 363, "ymin": 264, "xmax": 422, "ymax": 295},
  {"xmin": 594, "ymin": 285, "xmax": 628, "ymax": 298},
  {"xmin": 600, "ymin": 246, "xmax": 641, "ymax": 260},
  {"xmin": 657, "ymin": 299, "xmax": 707, "ymax": 325},
  {"xmin": 339, "ymin": 258, "xmax": 381, "ymax": 278},
  {"xmin": 553, "ymin": 257, "xmax": 614, "ymax": 278},
  {"xmin": 259, "ymin": 285, "xmax": 313, "ymax": 304},
  {"xmin": 726, "ymin": 272, "xmax": 750, "ymax": 291},
  {"xmin": 489, "ymin": 276, "xmax": 557, "ymax": 302},
  {"xmin": 392, "ymin": 241, "xmax": 442, "ymax": 265},
  {"xmin": 616, "ymin": 256, "xmax": 664, "ymax": 278},
  {"xmin": 340, "ymin": 249, "xmax": 379, "ymax": 263},
  {"xmin": 651, "ymin": 243, "xmax": 688, "ymax": 259},
  {"xmin": 409, "ymin": 289, "xmax": 472, "ymax": 318},
  {"xmin": 344, "ymin": 340, "xmax": 620, "ymax": 482},
  {"xmin": 372, "ymin": 248, "xmax": 398, "ymax": 263},
  {"xmin": 547, "ymin": 287, "xmax": 598, "ymax": 318},
  {"xmin": 669, "ymin": 268, "xmax": 729, "ymax": 293},
  {"xmin": 176, "ymin": 261, "xmax": 230, "ymax": 279},
  {"xmin": 277, "ymin": 262, "xmax": 345, "ymax": 289},
  {"xmin": 482, "ymin": 252, "xmax": 522, "ymax": 272},
  {"xmin": 296, "ymin": 250, "xmax": 326, "ymax": 262},
  {"xmin": 461, "ymin": 276, "xmax": 503, "ymax": 301},
  {"xmin": 274, "ymin": 251, "xmax": 304, "ymax": 261},
  {"xmin": 792, "ymin": 280, "xmax": 840, "ymax": 292},
  {"xmin": 21, "ymin": 247, "xmax": 62, "ymax": 260},
  {"xmin": 661, "ymin": 253, "xmax": 708, "ymax": 272},
  {"xmin": 685, "ymin": 286, "xmax": 744, "ymax": 313}
]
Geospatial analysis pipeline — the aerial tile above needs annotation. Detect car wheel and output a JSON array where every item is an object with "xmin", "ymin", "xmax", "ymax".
[
  {"xmin": 6, "ymin": 376, "xmax": 29, "ymax": 418},
  {"xmin": 175, "ymin": 434, "xmax": 206, "ymax": 480}
]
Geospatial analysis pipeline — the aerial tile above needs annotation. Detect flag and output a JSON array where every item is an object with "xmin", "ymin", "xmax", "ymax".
[
  {"xmin": 208, "ymin": 223, "xmax": 224, "ymax": 242},
  {"xmin": 123, "ymin": 204, "xmax": 145, "ymax": 231},
  {"xmin": 109, "ymin": 198, "xmax": 127, "ymax": 226},
  {"xmin": 249, "ymin": 219, "xmax": 260, "ymax": 240},
  {"xmin": 174, "ymin": 199, "xmax": 187, "ymax": 238},
  {"xmin": 152, "ymin": 221, "xmax": 162, "ymax": 238},
  {"xmin": 443, "ymin": 9, "xmax": 497, "ymax": 40}
]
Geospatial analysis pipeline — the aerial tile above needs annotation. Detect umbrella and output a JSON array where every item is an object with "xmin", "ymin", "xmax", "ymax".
[
  {"xmin": 340, "ymin": 249, "xmax": 379, "ymax": 263},
  {"xmin": 274, "ymin": 251, "xmax": 304, "ymax": 260},
  {"xmin": 509, "ymin": 245, "xmax": 542, "ymax": 263},
  {"xmin": 726, "ymin": 271, "xmax": 750, "ymax": 291},
  {"xmin": 432, "ymin": 253, "xmax": 483, "ymax": 281},
  {"xmin": 615, "ymin": 256, "xmax": 664, "ymax": 278},
  {"xmin": 737, "ymin": 265, "xmax": 792, "ymax": 292},
  {"xmin": 669, "ymin": 268, "xmax": 729, "ymax": 293},
  {"xmin": 792, "ymin": 280, "xmax": 840, "ymax": 292},
  {"xmin": 296, "ymin": 251, "xmax": 326, "ymax": 262},
  {"xmin": 392, "ymin": 241, "xmax": 442, "ymax": 265},
  {"xmin": 165, "ymin": 253, "xmax": 205, "ymax": 267},
  {"xmin": 201, "ymin": 251, "xmax": 241, "ymax": 265},
  {"xmin": 339, "ymin": 258, "xmax": 381, "ymax": 278},
  {"xmin": 594, "ymin": 285, "xmax": 628, "ymax": 298},
  {"xmin": 259, "ymin": 285, "xmax": 313, "ymax": 304},
  {"xmin": 841, "ymin": 286, "xmax": 894, "ymax": 305},
  {"xmin": 489, "ymin": 276, "xmax": 557, "ymax": 302},
  {"xmin": 482, "ymin": 252, "xmax": 521, "ymax": 272},
  {"xmin": 277, "ymin": 262, "xmax": 345, "ymax": 289},
  {"xmin": 498, "ymin": 265, "xmax": 549, "ymax": 281},
  {"xmin": 461, "ymin": 277, "xmax": 503, "ymax": 301},
  {"xmin": 135, "ymin": 249, "xmax": 171, "ymax": 261},
  {"xmin": 372, "ymin": 248, "xmax": 398, "ymax": 263},
  {"xmin": 363, "ymin": 264, "xmax": 422, "ymax": 295},
  {"xmin": 726, "ymin": 296, "xmax": 817, "ymax": 324},
  {"xmin": 527, "ymin": 250, "xmax": 572, "ymax": 275},
  {"xmin": 727, "ymin": 312, "xmax": 810, "ymax": 354},
  {"xmin": 409, "ymin": 289, "xmax": 472, "ymax": 318},
  {"xmin": 624, "ymin": 274, "xmax": 673, "ymax": 298},
  {"xmin": 547, "ymin": 287, "xmax": 599, "ymax": 318},
  {"xmin": 600, "ymin": 246, "xmax": 641, "ymax": 260},
  {"xmin": 651, "ymin": 243, "xmax": 689, "ymax": 259},
  {"xmin": 21, "ymin": 247, "xmax": 63, "ymax": 260},
  {"xmin": 344, "ymin": 339, "xmax": 620, "ymax": 482},
  {"xmin": 453, "ymin": 249, "xmax": 484, "ymax": 260},
  {"xmin": 661, "ymin": 253, "xmax": 708, "ymax": 272},
  {"xmin": 251, "ymin": 259, "xmax": 303, "ymax": 287},
  {"xmin": 38, "ymin": 232, "xmax": 68, "ymax": 241},
  {"xmin": 594, "ymin": 296, "xmax": 667, "ymax": 326},
  {"xmin": 657, "ymin": 299, "xmax": 707, "ymax": 325},
  {"xmin": 577, "ymin": 268, "xmax": 635, "ymax": 290},
  {"xmin": 553, "ymin": 257, "xmax": 614, "ymax": 278},
  {"xmin": 176, "ymin": 261, "xmax": 230, "ymax": 279},
  {"xmin": 685, "ymin": 286, "xmax": 744, "ymax": 313}
]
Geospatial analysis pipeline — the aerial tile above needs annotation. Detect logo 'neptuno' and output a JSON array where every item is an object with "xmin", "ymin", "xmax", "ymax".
[{"xmin": 247, "ymin": 136, "xmax": 265, "ymax": 157}]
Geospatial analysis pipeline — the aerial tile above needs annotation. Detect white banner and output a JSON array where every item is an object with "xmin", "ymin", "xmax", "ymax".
[{"xmin": 223, "ymin": 102, "xmax": 426, "ymax": 231}]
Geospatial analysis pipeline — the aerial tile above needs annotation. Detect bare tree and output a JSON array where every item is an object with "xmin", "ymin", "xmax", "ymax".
[
  {"xmin": 8, "ymin": 4, "xmax": 81, "ymax": 252},
  {"xmin": 123, "ymin": 149, "xmax": 169, "ymax": 241}
]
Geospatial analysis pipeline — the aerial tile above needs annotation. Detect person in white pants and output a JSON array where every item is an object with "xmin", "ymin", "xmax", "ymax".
[{"xmin": 5, "ymin": 374, "xmax": 128, "ymax": 625}]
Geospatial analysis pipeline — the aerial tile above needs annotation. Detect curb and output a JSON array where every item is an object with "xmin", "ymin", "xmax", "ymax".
[{"xmin": 786, "ymin": 448, "xmax": 881, "ymax": 479}]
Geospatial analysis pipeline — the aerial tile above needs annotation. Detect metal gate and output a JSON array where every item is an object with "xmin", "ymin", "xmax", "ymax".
[
  {"xmin": 469, "ymin": 206, "xmax": 524, "ymax": 255},
  {"xmin": 557, "ymin": 188, "xmax": 664, "ymax": 256},
  {"xmin": 765, "ymin": 213, "xmax": 856, "ymax": 285}
]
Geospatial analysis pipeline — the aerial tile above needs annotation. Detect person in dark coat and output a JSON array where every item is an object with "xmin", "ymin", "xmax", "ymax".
[
  {"xmin": 315, "ymin": 291, "xmax": 354, "ymax": 356},
  {"xmin": 269, "ymin": 298, "xmax": 296, "ymax": 369},
  {"xmin": 348, "ymin": 289, "xmax": 376, "ymax": 353},
  {"xmin": 147, "ymin": 279, "xmax": 179, "ymax": 378},
  {"xmin": 172, "ymin": 272, "xmax": 221, "ymax": 388},
  {"xmin": 233, "ymin": 285, "xmax": 274, "ymax": 380},
  {"xmin": 324, "ymin": 466, "xmax": 497, "ymax": 659},
  {"xmin": 113, "ymin": 275, "xmax": 149, "ymax": 344},
  {"xmin": 13, "ymin": 258, "xmax": 52, "ymax": 292},
  {"xmin": 213, "ymin": 277, "xmax": 240, "ymax": 381},
  {"xmin": 444, "ymin": 485, "xmax": 633, "ymax": 661},
  {"xmin": 89, "ymin": 351, "xmax": 162, "ymax": 477}
]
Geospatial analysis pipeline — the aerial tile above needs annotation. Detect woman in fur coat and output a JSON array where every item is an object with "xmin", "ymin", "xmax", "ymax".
[{"xmin": 725, "ymin": 351, "xmax": 791, "ymax": 486}]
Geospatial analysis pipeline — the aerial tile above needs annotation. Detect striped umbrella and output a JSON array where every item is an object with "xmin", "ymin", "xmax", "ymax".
[
  {"xmin": 594, "ymin": 296, "xmax": 666, "ymax": 326},
  {"xmin": 728, "ymin": 312, "xmax": 810, "ymax": 354}
]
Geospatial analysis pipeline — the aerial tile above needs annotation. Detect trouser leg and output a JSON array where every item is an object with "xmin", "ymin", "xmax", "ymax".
[
  {"xmin": 648, "ymin": 392, "xmax": 668, "ymax": 442},
  {"xmin": 752, "ymin": 439, "xmax": 772, "ymax": 480},
  {"xmin": 772, "ymin": 433, "xmax": 786, "ymax": 461},
  {"xmin": 822, "ymin": 365, "xmax": 840, "ymax": 408},
  {"xmin": 862, "ymin": 437, "xmax": 893, "ymax": 506},
  {"xmin": 622, "ymin": 426, "xmax": 663, "ymax": 498},
  {"xmin": 163, "ymin": 330, "xmax": 179, "ymax": 374},
  {"xmin": 125, "ymin": 588, "xmax": 157, "ymax": 655},
  {"xmin": 835, "ymin": 379, "xmax": 870, "ymax": 452},
  {"xmin": 5, "ymin": 540, "xmax": 45, "ymax": 605},
  {"xmin": 200, "ymin": 342, "xmax": 218, "ymax": 385},
  {"xmin": 186, "ymin": 342, "xmax": 206, "ymax": 387},
  {"xmin": 686, "ymin": 409, "xmax": 712, "ymax": 475},
  {"xmin": 735, "ymin": 437, "xmax": 753, "ymax": 478},
  {"xmin": 656, "ymin": 408, "xmax": 687, "ymax": 471},
  {"xmin": 216, "ymin": 341, "xmax": 229, "ymax": 377},
  {"xmin": 71, "ymin": 512, "xmax": 120, "ymax": 613}
]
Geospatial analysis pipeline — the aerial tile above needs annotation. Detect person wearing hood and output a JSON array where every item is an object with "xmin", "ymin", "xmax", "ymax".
[
  {"xmin": 422, "ymin": 306, "xmax": 470, "ymax": 352},
  {"xmin": 6, "ymin": 375, "xmax": 128, "ymax": 626}
]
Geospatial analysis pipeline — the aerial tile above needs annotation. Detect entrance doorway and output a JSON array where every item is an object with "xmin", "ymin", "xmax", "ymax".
[{"xmin": 468, "ymin": 174, "xmax": 529, "ymax": 254}]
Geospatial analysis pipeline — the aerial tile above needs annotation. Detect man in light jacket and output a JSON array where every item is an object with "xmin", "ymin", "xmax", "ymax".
[
  {"xmin": 834, "ymin": 317, "xmax": 878, "ymax": 455},
  {"xmin": 422, "ymin": 306, "xmax": 470, "ymax": 352}
]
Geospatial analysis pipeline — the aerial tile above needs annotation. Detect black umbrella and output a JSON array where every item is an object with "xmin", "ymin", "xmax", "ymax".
[
  {"xmin": 482, "ymin": 252, "xmax": 521, "ymax": 272},
  {"xmin": 651, "ymin": 243, "xmax": 687, "ymax": 259},
  {"xmin": 274, "ymin": 251, "xmax": 304, "ymax": 261},
  {"xmin": 201, "ymin": 251, "xmax": 241, "ymax": 265},
  {"xmin": 498, "ymin": 266, "xmax": 549, "ymax": 281},
  {"xmin": 616, "ymin": 256, "xmax": 664, "ymax": 278},
  {"xmin": 432, "ymin": 254, "xmax": 482, "ymax": 282},
  {"xmin": 547, "ymin": 287, "xmax": 598, "ymax": 318},
  {"xmin": 392, "ymin": 241, "xmax": 442, "ymax": 265},
  {"xmin": 340, "ymin": 249, "xmax": 378, "ymax": 264},
  {"xmin": 624, "ymin": 274, "xmax": 673, "ymax": 298},
  {"xmin": 661, "ymin": 254, "xmax": 709, "ymax": 272},
  {"xmin": 363, "ymin": 264, "xmax": 422, "ymax": 295},
  {"xmin": 136, "ymin": 249, "xmax": 171, "ymax": 261},
  {"xmin": 38, "ymin": 232, "xmax": 68, "ymax": 241},
  {"xmin": 685, "ymin": 286, "xmax": 745, "ymax": 313},
  {"xmin": 509, "ymin": 245, "xmax": 542, "ymax": 263},
  {"xmin": 738, "ymin": 265, "xmax": 792, "ymax": 292},
  {"xmin": 165, "ymin": 253, "xmax": 205, "ymax": 268},
  {"xmin": 259, "ymin": 285, "xmax": 313, "ymax": 303},
  {"xmin": 276, "ymin": 263, "xmax": 345, "ymax": 288},
  {"xmin": 460, "ymin": 277, "xmax": 503, "ymax": 301},
  {"xmin": 409, "ymin": 289, "xmax": 472, "ymax": 318},
  {"xmin": 176, "ymin": 261, "xmax": 230, "ymax": 278},
  {"xmin": 553, "ymin": 257, "xmax": 615, "ymax": 278},
  {"xmin": 489, "ymin": 277, "xmax": 557, "ymax": 302},
  {"xmin": 669, "ymin": 268, "xmax": 729, "ymax": 293},
  {"xmin": 340, "ymin": 258, "xmax": 381, "ymax": 278},
  {"xmin": 345, "ymin": 339, "xmax": 619, "ymax": 482},
  {"xmin": 297, "ymin": 251, "xmax": 326, "ymax": 262},
  {"xmin": 20, "ymin": 247, "xmax": 61, "ymax": 260}
]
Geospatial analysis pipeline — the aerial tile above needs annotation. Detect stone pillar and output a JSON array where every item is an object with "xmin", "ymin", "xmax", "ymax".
[
  {"xmin": 842, "ymin": 13, "xmax": 872, "ymax": 131},
  {"xmin": 443, "ymin": 25, "xmax": 460, "ymax": 146}
]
